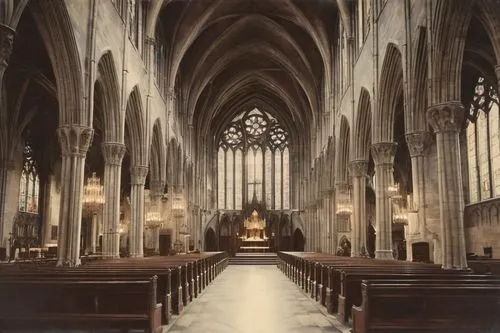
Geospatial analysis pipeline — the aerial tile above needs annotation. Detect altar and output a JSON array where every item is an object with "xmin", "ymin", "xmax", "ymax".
[{"xmin": 238, "ymin": 210, "xmax": 271, "ymax": 253}]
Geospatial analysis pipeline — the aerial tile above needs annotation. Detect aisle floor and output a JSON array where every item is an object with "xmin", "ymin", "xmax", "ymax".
[{"xmin": 167, "ymin": 265, "xmax": 349, "ymax": 333}]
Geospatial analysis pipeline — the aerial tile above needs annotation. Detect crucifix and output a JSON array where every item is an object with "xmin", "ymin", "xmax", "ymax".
[{"xmin": 248, "ymin": 180, "xmax": 262, "ymax": 203}]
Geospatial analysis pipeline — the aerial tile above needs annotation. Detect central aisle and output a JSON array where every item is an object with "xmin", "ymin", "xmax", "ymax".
[{"xmin": 167, "ymin": 265, "xmax": 345, "ymax": 333}]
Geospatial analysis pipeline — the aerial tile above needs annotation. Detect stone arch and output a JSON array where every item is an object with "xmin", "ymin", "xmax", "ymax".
[
  {"xmin": 150, "ymin": 119, "xmax": 166, "ymax": 184},
  {"xmin": 375, "ymin": 43, "xmax": 403, "ymax": 143},
  {"xmin": 204, "ymin": 226, "xmax": 217, "ymax": 252},
  {"xmin": 30, "ymin": 0, "xmax": 86, "ymax": 126},
  {"xmin": 473, "ymin": 2, "xmax": 500, "ymax": 65},
  {"xmin": 336, "ymin": 115, "xmax": 350, "ymax": 184},
  {"xmin": 124, "ymin": 86, "xmax": 147, "ymax": 166},
  {"xmin": 410, "ymin": 27, "xmax": 428, "ymax": 132},
  {"xmin": 353, "ymin": 87, "xmax": 372, "ymax": 160},
  {"xmin": 430, "ymin": 1, "xmax": 473, "ymax": 104},
  {"xmin": 166, "ymin": 138, "xmax": 177, "ymax": 187},
  {"xmin": 95, "ymin": 51, "xmax": 122, "ymax": 142}
]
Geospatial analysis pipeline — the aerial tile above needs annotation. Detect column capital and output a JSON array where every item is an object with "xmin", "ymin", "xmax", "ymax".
[
  {"xmin": 426, "ymin": 102, "xmax": 465, "ymax": 133},
  {"xmin": 0, "ymin": 24, "xmax": 15, "ymax": 69},
  {"xmin": 57, "ymin": 125, "xmax": 94, "ymax": 157},
  {"xmin": 405, "ymin": 132, "xmax": 429, "ymax": 157},
  {"xmin": 101, "ymin": 142, "xmax": 126, "ymax": 166},
  {"xmin": 130, "ymin": 165, "xmax": 148, "ymax": 185},
  {"xmin": 349, "ymin": 160, "xmax": 368, "ymax": 177},
  {"xmin": 371, "ymin": 142, "xmax": 397, "ymax": 165}
]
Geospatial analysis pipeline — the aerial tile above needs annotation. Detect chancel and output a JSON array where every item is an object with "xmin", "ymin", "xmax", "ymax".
[{"xmin": 0, "ymin": 0, "xmax": 500, "ymax": 332}]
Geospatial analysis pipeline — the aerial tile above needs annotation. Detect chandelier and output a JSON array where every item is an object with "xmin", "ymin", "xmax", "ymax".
[
  {"xmin": 145, "ymin": 211, "xmax": 163, "ymax": 228},
  {"xmin": 83, "ymin": 172, "xmax": 104, "ymax": 213},
  {"xmin": 336, "ymin": 187, "xmax": 353, "ymax": 216},
  {"xmin": 392, "ymin": 204, "xmax": 408, "ymax": 224},
  {"xmin": 387, "ymin": 183, "xmax": 402, "ymax": 199}
]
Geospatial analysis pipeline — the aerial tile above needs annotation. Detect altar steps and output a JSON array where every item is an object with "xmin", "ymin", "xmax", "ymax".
[{"xmin": 229, "ymin": 253, "xmax": 278, "ymax": 265}]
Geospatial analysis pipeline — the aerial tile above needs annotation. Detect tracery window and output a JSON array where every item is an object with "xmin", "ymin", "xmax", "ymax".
[
  {"xmin": 19, "ymin": 141, "xmax": 39, "ymax": 214},
  {"xmin": 217, "ymin": 108, "xmax": 290, "ymax": 210},
  {"xmin": 466, "ymin": 77, "xmax": 500, "ymax": 203}
]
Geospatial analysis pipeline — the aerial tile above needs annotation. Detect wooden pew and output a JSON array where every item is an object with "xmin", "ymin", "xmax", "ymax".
[
  {"xmin": 337, "ymin": 272, "xmax": 496, "ymax": 324},
  {"xmin": 351, "ymin": 280, "xmax": 500, "ymax": 333},
  {"xmin": 0, "ymin": 276, "xmax": 162, "ymax": 333}
]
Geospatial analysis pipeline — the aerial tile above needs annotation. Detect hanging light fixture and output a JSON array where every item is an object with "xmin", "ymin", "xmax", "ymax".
[
  {"xmin": 83, "ymin": 172, "xmax": 105, "ymax": 214},
  {"xmin": 387, "ymin": 183, "xmax": 402, "ymax": 199},
  {"xmin": 336, "ymin": 187, "xmax": 353, "ymax": 216},
  {"xmin": 145, "ymin": 211, "xmax": 163, "ymax": 228}
]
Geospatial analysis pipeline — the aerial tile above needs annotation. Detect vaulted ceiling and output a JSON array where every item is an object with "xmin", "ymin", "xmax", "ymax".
[{"xmin": 154, "ymin": 0, "xmax": 338, "ymax": 143}]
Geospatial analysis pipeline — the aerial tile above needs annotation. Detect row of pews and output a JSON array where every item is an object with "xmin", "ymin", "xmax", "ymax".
[
  {"xmin": 278, "ymin": 252, "xmax": 500, "ymax": 333},
  {"xmin": 0, "ymin": 251, "xmax": 229, "ymax": 332}
]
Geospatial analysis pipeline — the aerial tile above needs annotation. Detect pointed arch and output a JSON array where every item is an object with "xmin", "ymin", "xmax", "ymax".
[
  {"xmin": 375, "ymin": 43, "xmax": 403, "ymax": 142},
  {"xmin": 30, "ymin": 0, "xmax": 85, "ymax": 125},
  {"xmin": 353, "ymin": 88, "xmax": 372, "ymax": 160},
  {"xmin": 95, "ymin": 51, "xmax": 122, "ymax": 142},
  {"xmin": 410, "ymin": 27, "xmax": 428, "ymax": 132},
  {"xmin": 124, "ymin": 86, "xmax": 147, "ymax": 166},
  {"xmin": 166, "ymin": 138, "xmax": 177, "ymax": 187},
  {"xmin": 336, "ymin": 115, "xmax": 350, "ymax": 184},
  {"xmin": 150, "ymin": 119, "xmax": 166, "ymax": 183},
  {"xmin": 430, "ymin": 0, "xmax": 473, "ymax": 104}
]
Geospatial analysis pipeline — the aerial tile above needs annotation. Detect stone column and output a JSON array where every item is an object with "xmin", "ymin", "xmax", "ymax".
[
  {"xmin": 349, "ymin": 160, "xmax": 368, "ymax": 257},
  {"xmin": 129, "ymin": 165, "xmax": 148, "ymax": 257},
  {"xmin": 56, "ymin": 125, "xmax": 93, "ymax": 267},
  {"xmin": 150, "ymin": 179, "xmax": 164, "ymax": 253},
  {"xmin": 371, "ymin": 142, "xmax": 397, "ymax": 260},
  {"xmin": 329, "ymin": 190, "xmax": 337, "ymax": 253},
  {"xmin": 426, "ymin": 102, "xmax": 467, "ymax": 269},
  {"xmin": 405, "ymin": 132, "xmax": 428, "ymax": 236},
  {"xmin": 101, "ymin": 143, "xmax": 126, "ymax": 258},
  {"xmin": 0, "ymin": 25, "xmax": 15, "ymax": 82},
  {"xmin": 90, "ymin": 213, "xmax": 98, "ymax": 253}
]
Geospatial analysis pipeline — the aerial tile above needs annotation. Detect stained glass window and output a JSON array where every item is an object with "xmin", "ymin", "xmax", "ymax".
[
  {"xmin": 275, "ymin": 150, "xmax": 282, "ymax": 210},
  {"xmin": 217, "ymin": 108, "xmax": 289, "ymax": 210},
  {"xmin": 18, "ymin": 141, "xmax": 39, "ymax": 214},
  {"xmin": 466, "ymin": 77, "xmax": 500, "ymax": 203},
  {"xmin": 218, "ymin": 147, "xmax": 225, "ymax": 209}
]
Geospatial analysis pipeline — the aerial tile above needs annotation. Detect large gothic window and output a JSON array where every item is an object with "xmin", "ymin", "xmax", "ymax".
[
  {"xmin": 466, "ymin": 77, "xmax": 500, "ymax": 203},
  {"xmin": 217, "ymin": 108, "xmax": 290, "ymax": 210},
  {"xmin": 19, "ymin": 142, "xmax": 39, "ymax": 214}
]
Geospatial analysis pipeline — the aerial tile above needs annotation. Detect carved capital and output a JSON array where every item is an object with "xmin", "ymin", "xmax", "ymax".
[
  {"xmin": 349, "ymin": 160, "xmax": 368, "ymax": 178},
  {"xmin": 57, "ymin": 125, "xmax": 94, "ymax": 157},
  {"xmin": 426, "ymin": 102, "xmax": 464, "ymax": 133},
  {"xmin": 0, "ymin": 24, "xmax": 15, "ymax": 69},
  {"xmin": 371, "ymin": 142, "xmax": 397, "ymax": 165},
  {"xmin": 405, "ymin": 132, "xmax": 429, "ymax": 157},
  {"xmin": 130, "ymin": 165, "xmax": 148, "ymax": 185},
  {"xmin": 101, "ymin": 142, "xmax": 126, "ymax": 166}
]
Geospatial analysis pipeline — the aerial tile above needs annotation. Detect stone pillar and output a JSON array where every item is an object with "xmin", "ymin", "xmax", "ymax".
[
  {"xmin": 149, "ymin": 179, "xmax": 164, "ymax": 253},
  {"xmin": 90, "ymin": 213, "xmax": 98, "ymax": 253},
  {"xmin": 349, "ymin": 160, "xmax": 368, "ymax": 257},
  {"xmin": 426, "ymin": 102, "xmax": 467, "ymax": 269},
  {"xmin": 101, "ymin": 143, "xmax": 126, "ymax": 258},
  {"xmin": 56, "ymin": 125, "xmax": 94, "ymax": 267},
  {"xmin": 371, "ymin": 142, "xmax": 397, "ymax": 260},
  {"xmin": 405, "ymin": 132, "xmax": 428, "ymax": 236},
  {"xmin": 129, "ymin": 165, "xmax": 148, "ymax": 257},
  {"xmin": 329, "ymin": 190, "xmax": 337, "ymax": 253}
]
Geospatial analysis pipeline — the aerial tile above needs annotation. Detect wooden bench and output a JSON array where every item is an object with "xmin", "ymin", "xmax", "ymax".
[
  {"xmin": 0, "ymin": 276, "xmax": 162, "ymax": 333},
  {"xmin": 338, "ymin": 272, "xmax": 496, "ymax": 323},
  {"xmin": 352, "ymin": 280, "xmax": 500, "ymax": 333}
]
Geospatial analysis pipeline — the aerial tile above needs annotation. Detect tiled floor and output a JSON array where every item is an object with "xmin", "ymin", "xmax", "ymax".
[{"xmin": 167, "ymin": 266, "xmax": 350, "ymax": 333}]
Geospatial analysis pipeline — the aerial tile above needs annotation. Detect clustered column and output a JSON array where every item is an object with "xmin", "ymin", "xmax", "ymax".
[
  {"xmin": 101, "ymin": 142, "xmax": 126, "ymax": 258},
  {"xmin": 56, "ymin": 125, "xmax": 94, "ymax": 267},
  {"xmin": 129, "ymin": 165, "xmax": 148, "ymax": 257},
  {"xmin": 405, "ymin": 132, "xmax": 428, "ymax": 236},
  {"xmin": 426, "ymin": 102, "xmax": 467, "ymax": 269},
  {"xmin": 349, "ymin": 160, "xmax": 368, "ymax": 257},
  {"xmin": 371, "ymin": 142, "xmax": 397, "ymax": 260}
]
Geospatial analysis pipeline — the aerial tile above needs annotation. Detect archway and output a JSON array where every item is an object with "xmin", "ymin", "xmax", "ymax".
[
  {"xmin": 292, "ymin": 228, "xmax": 304, "ymax": 251},
  {"xmin": 205, "ymin": 228, "xmax": 217, "ymax": 252}
]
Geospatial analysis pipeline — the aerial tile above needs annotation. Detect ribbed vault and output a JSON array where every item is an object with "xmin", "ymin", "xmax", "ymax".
[{"xmin": 153, "ymin": 0, "xmax": 338, "ymax": 149}]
